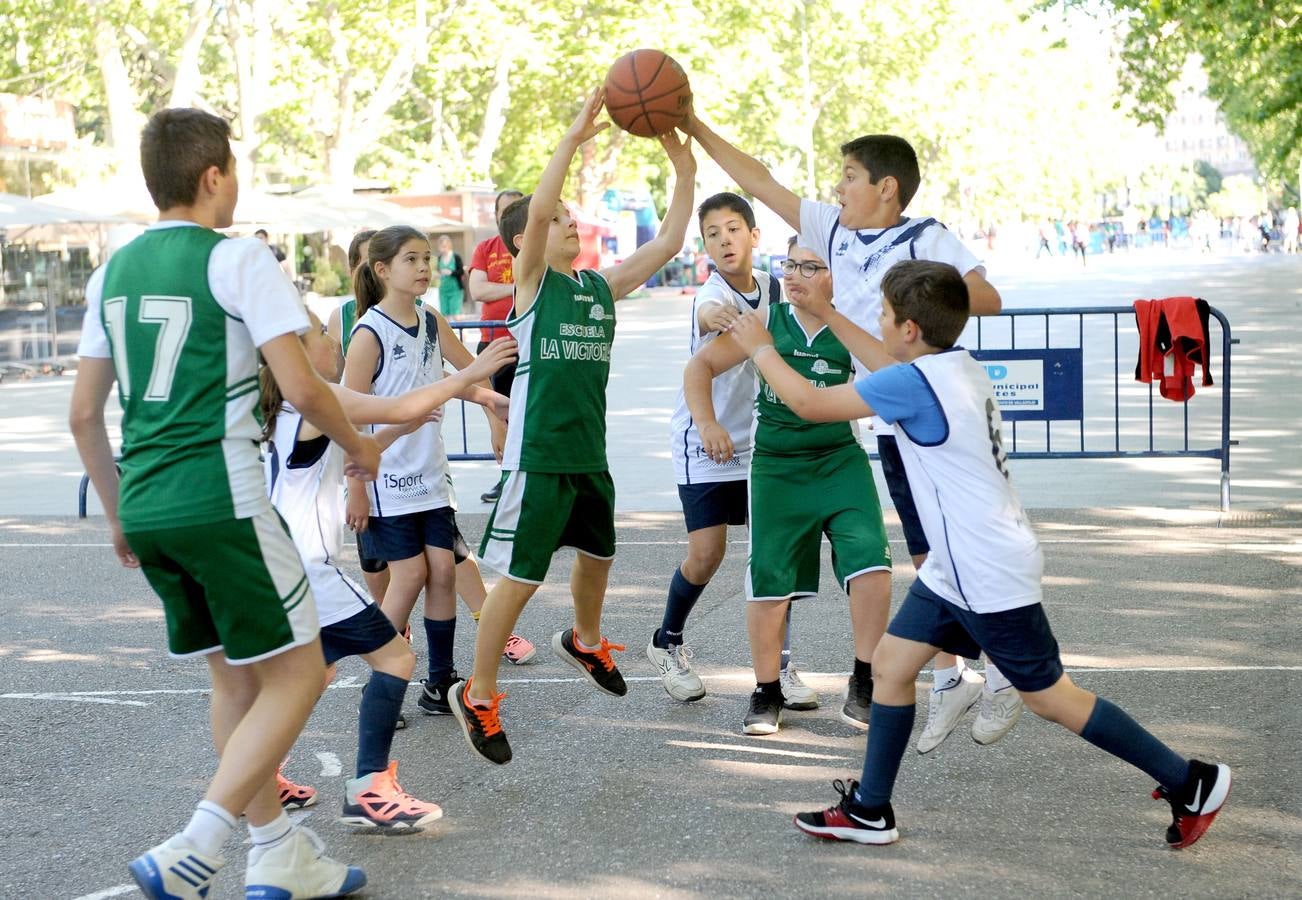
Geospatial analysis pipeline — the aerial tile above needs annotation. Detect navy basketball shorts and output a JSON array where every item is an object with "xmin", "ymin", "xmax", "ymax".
[
  {"xmin": 319, "ymin": 603, "xmax": 400, "ymax": 666},
  {"xmin": 888, "ymin": 579, "xmax": 1064, "ymax": 692},
  {"xmin": 876, "ymin": 434, "xmax": 930, "ymax": 558},
  {"xmin": 360, "ymin": 506, "xmax": 456, "ymax": 562},
  {"xmin": 677, "ymin": 479, "xmax": 748, "ymax": 533}
]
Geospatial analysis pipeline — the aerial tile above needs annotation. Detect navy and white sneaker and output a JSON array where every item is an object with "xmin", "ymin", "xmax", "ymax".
[
  {"xmin": 1154, "ymin": 759, "xmax": 1232, "ymax": 849},
  {"xmin": 128, "ymin": 834, "xmax": 224, "ymax": 899},
  {"xmin": 793, "ymin": 779, "xmax": 900, "ymax": 845}
]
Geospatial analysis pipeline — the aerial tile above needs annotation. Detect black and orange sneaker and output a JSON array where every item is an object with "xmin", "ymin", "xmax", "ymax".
[
  {"xmin": 793, "ymin": 779, "xmax": 899, "ymax": 845},
  {"xmin": 552, "ymin": 629, "xmax": 627, "ymax": 696},
  {"xmin": 450, "ymin": 678, "xmax": 512, "ymax": 765},
  {"xmin": 1153, "ymin": 759, "xmax": 1231, "ymax": 848}
]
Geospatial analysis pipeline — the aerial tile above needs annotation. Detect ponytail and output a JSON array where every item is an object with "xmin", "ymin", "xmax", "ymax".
[
  {"xmin": 258, "ymin": 364, "xmax": 284, "ymax": 444},
  {"xmin": 354, "ymin": 225, "xmax": 429, "ymax": 317}
]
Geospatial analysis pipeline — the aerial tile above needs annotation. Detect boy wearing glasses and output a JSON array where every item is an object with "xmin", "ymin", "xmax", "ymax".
[
  {"xmin": 683, "ymin": 108, "xmax": 1014, "ymax": 752},
  {"xmin": 683, "ymin": 238, "xmax": 891, "ymax": 735}
]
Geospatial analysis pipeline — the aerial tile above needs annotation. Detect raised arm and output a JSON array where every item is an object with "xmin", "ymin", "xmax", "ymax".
[
  {"xmin": 683, "ymin": 331, "xmax": 750, "ymax": 463},
  {"xmin": 791, "ymin": 290, "xmax": 896, "ymax": 373},
  {"xmin": 601, "ymin": 131, "xmax": 696, "ymax": 300},
  {"xmin": 514, "ymin": 88, "xmax": 610, "ymax": 317},
  {"xmin": 730, "ymin": 312, "xmax": 873, "ymax": 423},
  {"xmin": 682, "ymin": 103, "xmax": 800, "ymax": 231}
]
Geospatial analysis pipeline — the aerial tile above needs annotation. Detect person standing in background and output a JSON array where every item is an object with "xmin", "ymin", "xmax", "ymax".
[{"xmin": 436, "ymin": 234, "xmax": 466, "ymax": 319}]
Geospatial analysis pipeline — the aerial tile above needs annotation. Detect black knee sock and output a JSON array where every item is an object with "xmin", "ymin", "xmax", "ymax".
[
  {"xmin": 856, "ymin": 702, "xmax": 915, "ymax": 807},
  {"xmin": 1080, "ymin": 696, "xmax": 1190, "ymax": 791},
  {"xmin": 423, "ymin": 616, "xmax": 456, "ymax": 683},
  {"xmin": 656, "ymin": 568, "xmax": 707, "ymax": 648},
  {"xmin": 356, "ymin": 671, "xmax": 408, "ymax": 778}
]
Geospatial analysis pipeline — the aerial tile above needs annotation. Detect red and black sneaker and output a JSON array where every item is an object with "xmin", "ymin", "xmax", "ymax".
[
  {"xmin": 450, "ymin": 678, "xmax": 512, "ymax": 765},
  {"xmin": 793, "ymin": 779, "xmax": 899, "ymax": 845},
  {"xmin": 1153, "ymin": 759, "xmax": 1231, "ymax": 849},
  {"xmin": 552, "ymin": 629, "xmax": 627, "ymax": 696}
]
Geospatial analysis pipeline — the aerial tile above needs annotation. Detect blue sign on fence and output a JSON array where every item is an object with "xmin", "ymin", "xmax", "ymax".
[{"xmin": 968, "ymin": 348, "xmax": 1083, "ymax": 421}]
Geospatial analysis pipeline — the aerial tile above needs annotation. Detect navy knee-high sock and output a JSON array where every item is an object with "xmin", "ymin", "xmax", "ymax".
[
  {"xmin": 856, "ymin": 702, "xmax": 916, "ymax": 807},
  {"xmin": 1080, "ymin": 696, "xmax": 1190, "ymax": 791},
  {"xmin": 356, "ymin": 671, "xmax": 409, "ymax": 778},
  {"xmin": 424, "ymin": 616, "xmax": 456, "ymax": 683},
  {"xmin": 656, "ymin": 568, "xmax": 707, "ymax": 648}
]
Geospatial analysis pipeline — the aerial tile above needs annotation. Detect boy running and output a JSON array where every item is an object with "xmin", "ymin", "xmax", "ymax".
[
  {"xmin": 683, "ymin": 107, "xmax": 1015, "ymax": 751},
  {"xmin": 70, "ymin": 108, "xmax": 373, "ymax": 900},
  {"xmin": 451, "ymin": 88, "xmax": 696, "ymax": 764},
  {"xmin": 729, "ymin": 259, "xmax": 1231, "ymax": 849}
]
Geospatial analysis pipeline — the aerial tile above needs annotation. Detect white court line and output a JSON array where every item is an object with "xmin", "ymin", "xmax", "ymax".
[
  {"xmin": 315, "ymin": 751, "xmax": 342, "ymax": 777},
  {"xmin": 72, "ymin": 885, "xmax": 136, "ymax": 900},
  {"xmin": 665, "ymin": 739, "xmax": 849, "ymax": 761},
  {"xmin": 5, "ymin": 664, "xmax": 1298, "ymax": 706}
]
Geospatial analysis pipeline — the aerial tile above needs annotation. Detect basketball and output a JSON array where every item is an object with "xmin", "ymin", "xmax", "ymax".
[{"xmin": 603, "ymin": 49, "xmax": 691, "ymax": 138}]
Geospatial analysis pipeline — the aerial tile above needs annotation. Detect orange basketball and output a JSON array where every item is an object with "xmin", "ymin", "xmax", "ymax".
[{"xmin": 603, "ymin": 49, "xmax": 691, "ymax": 138}]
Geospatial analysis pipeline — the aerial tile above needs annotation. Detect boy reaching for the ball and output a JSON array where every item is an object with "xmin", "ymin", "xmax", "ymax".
[{"xmin": 451, "ymin": 87, "xmax": 697, "ymax": 765}]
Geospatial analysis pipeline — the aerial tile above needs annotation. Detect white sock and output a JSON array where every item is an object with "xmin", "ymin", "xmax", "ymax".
[
  {"xmin": 247, "ymin": 811, "xmax": 293, "ymax": 856},
  {"xmin": 985, "ymin": 662, "xmax": 1013, "ymax": 693},
  {"xmin": 932, "ymin": 664, "xmax": 961, "ymax": 692},
  {"xmin": 180, "ymin": 800, "xmax": 236, "ymax": 858},
  {"xmin": 574, "ymin": 632, "xmax": 602, "ymax": 653}
]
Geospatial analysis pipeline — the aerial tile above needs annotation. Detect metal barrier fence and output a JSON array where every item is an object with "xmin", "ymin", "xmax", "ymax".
[
  {"xmin": 962, "ymin": 305, "xmax": 1235, "ymax": 510},
  {"xmin": 77, "ymin": 309, "xmax": 1237, "ymax": 515}
]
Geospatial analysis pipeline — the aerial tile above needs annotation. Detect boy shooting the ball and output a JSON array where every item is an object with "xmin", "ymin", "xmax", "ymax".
[{"xmin": 451, "ymin": 87, "xmax": 697, "ymax": 765}]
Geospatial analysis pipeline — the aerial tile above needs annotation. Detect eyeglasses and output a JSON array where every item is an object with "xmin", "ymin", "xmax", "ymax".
[{"xmin": 780, "ymin": 260, "xmax": 829, "ymax": 278}]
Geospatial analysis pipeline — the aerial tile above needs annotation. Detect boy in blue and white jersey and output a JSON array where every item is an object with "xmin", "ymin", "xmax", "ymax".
[
  {"xmin": 684, "ymin": 106, "xmax": 1014, "ymax": 751},
  {"xmin": 653, "ymin": 193, "xmax": 816, "ymax": 706},
  {"xmin": 730, "ymin": 259, "xmax": 1231, "ymax": 851}
]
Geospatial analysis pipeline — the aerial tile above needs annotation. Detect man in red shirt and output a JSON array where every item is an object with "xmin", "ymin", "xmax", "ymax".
[{"xmin": 469, "ymin": 189, "xmax": 523, "ymax": 502}]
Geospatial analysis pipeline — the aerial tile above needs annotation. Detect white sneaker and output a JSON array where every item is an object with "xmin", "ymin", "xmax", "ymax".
[
  {"xmin": 916, "ymin": 670, "xmax": 983, "ymax": 754},
  {"xmin": 971, "ymin": 685, "xmax": 1024, "ymax": 745},
  {"xmin": 646, "ymin": 639, "xmax": 705, "ymax": 701},
  {"xmin": 779, "ymin": 664, "xmax": 820, "ymax": 710},
  {"xmin": 128, "ymin": 834, "xmax": 224, "ymax": 900},
  {"xmin": 245, "ymin": 825, "xmax": 366, "ymax": 899}
]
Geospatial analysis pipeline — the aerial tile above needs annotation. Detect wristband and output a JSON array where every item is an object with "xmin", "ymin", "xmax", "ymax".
[{"xmin": 750, "ymin": 344, "xmax": 776, "ymax": 361}]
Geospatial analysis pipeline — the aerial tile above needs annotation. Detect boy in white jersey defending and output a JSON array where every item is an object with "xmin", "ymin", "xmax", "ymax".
[
  {"xmin": 69, "ymin": 108, "xmax": 374, "ymax": 899},
  {"xmin": 653, "ymin": 192, "xmax": 815, "ymax": 708},
  {"xmin": 451, "ymin": 88, "xmax": 696, "ymax": 764},
  {"xmin": 682, "ymin": 105, "xmax": 1015, "ymax": 752},
  {"xmin": 729, "ymin": 260, "xmax": 1231, "ymax": 849}
]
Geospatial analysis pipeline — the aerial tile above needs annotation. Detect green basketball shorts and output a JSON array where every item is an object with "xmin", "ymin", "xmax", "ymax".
[
  {"xmin": 126, "ymin": 507, "xmax": 319, "ymax": 664},
  {"xmin": 480, "ymin": 470, "xmax": 617, "ymax": 584},
  {"xmin": 745, "ymin": 443, "xmax": 892, "ymax": 601}
]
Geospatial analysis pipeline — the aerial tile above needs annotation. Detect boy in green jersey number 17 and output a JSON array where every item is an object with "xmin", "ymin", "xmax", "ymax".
[{"xmin": 70, "ymin": 108, "xmax": 378, "ymax": 900}]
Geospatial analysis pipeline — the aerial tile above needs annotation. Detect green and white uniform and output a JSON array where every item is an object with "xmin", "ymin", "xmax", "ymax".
[
  {"xmin": 78, "ymin": 221, "xmax": 318, "ymax": 662},
  {"xmin": 746, "ymin": 302, "xmax": 891, "ymax": 601},
  {"xmin": 481, "ymin": 267, "xmax": 617, "ymax": 583}
]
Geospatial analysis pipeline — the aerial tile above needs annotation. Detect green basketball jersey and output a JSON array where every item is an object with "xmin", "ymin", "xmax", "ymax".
[
  {"xmin": 754, "ymin": 303, "xmax": 857, "ymax": 457},
  {"xmin": 339, "ymin": 297, "xmax": 358, "ymax": 355},
  {"xmin": 100, "ymin": 227, "xmax": 270, "ymax": 531},
  {"xmin": 500, "ymin": 268, "xmax": 615, "ymax": 473}
]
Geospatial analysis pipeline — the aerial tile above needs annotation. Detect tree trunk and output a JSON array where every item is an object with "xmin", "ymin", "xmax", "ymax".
[
  {"xmin": 168, "ymin": 0, "xmax": 215, "ymax": 108},
  {"xmin": 469, "ymin": 50, "xmax": 514, "ymax": 183},
  {"xmin": 90, "ymin": 14, "xmax": 144, "ymax": 172}
]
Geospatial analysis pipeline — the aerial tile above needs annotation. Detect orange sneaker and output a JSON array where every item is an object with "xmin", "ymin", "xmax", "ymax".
[
  {"xmin": 450, "ymin": 678, "xmax": 512, "ymax": 765},
  {"xmin": 277, "ymin": 764, "xmax": 318, "ymax": 810},
  {"xmin": 340, "ymin": 761, "xmax": 443, "ymax": 831}
]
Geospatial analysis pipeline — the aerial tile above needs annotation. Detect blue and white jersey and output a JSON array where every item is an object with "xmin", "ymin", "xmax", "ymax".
[
  {"xmin": 857, "ymin": 350, "xmax": 1041, "ymax": 614},
  {"xmin": 353, "ymin": 305, "xmax": 455, "ymax": 515},
  {"xmin": 266, "ymin": 405, "xmax": 371, "ymax": 627},
  {"xmin": 669, "ymin": 268, "xmax": 780, "ymax": 484},
  {"xmin": 799, "ymin": 200, "xmax": 982, "ymax": 362}
]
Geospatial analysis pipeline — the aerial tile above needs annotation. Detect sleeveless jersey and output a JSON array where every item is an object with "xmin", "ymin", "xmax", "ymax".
[
  {"xmin": 98, "ymin": 227, "xmax": 274, "ymax": 531},
  {"xmin": 354, "ymin": 306, "xmax": 456, "ymax": 515},
  {"xmin": 500, "ymin": 268, "xmax": 615, "ymax": 473},
  {"xmin": 266, "ymin": 405, "xmax": 370, "ymax": 626},
  {"xmin": 754, "ymin": 303, "xmax": 857, "ymax": 458},
  {"xmin": 339, "ymin": 298, "xmax": 358, "ymax": 355},
  {"xmin": 894, "ymin": 349, "xmax": 1042, "ymax": 613},
  {"xmin": 669, "ymin": 269, "xmax": 779, "ymax": 484}
]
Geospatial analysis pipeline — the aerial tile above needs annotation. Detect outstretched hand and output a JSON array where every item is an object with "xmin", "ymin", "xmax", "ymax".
[
  {"xmin": 659, "ymin": 129, "xmax": 695, "ymax": 175},
  {"xmin": 565, "ymin": 87, "xmax": 611, "ymax": 145},
  {"xmin": 729, "ymin": 310, "xmax": 774, "ymax": 358}
]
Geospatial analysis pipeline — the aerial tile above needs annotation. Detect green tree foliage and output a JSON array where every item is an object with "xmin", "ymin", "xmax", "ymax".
[{"xmin": 1062, "ymin": 0, "xmax": 1301, "ymax": 185}]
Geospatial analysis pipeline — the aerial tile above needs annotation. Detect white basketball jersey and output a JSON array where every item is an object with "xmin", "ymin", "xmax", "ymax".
[
  {"xmin": 355, "ymin": 306, "xmax": 456, "ymax": 515},
  {"xmin": 266, "ymin": 405, "xmax": 371, "ymax": 627},
  {"xmin": 669, "ymin": 269, "xmax": 779, "ymax": 484},
  {"xmin": 893, "ymin": 350, "xmax": 1043, "ymax": 613}
]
